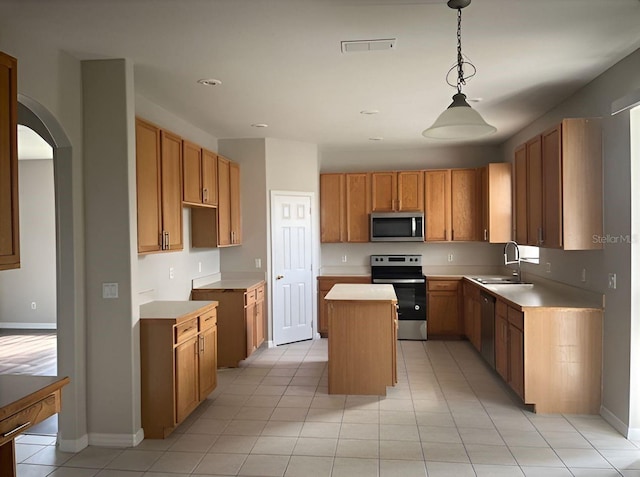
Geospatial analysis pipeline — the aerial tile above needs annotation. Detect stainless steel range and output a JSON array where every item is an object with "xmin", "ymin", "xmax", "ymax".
[{"xmin": 370, "ymin": 254, "xmax": 427, "ymax": 340}]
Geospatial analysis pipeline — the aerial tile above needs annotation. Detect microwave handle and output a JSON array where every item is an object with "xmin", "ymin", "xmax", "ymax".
[{"xmin": 412, "ymin": 217, "xmax": 416, "ymax": 237}]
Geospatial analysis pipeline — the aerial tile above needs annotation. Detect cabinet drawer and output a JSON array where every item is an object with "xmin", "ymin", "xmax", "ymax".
[
  {"xmin": 199, "ymin": 309, "xmax": 217, "ymax": 331},
  {"xmin": 256, "ymin": 285, "xmax": 265, "ymax": 303},
  {"xmin": 175, "ymin": 319, "xmax": 198, "ymax": 344},
  {"xmin": 428, "ymin": 280, "xmax": 459, "ymax": 291},
  {"xmin": 508, "ymin": 307, "xmax": 524, "ymax": 330},
  {"xmin": 0, "ymin": 393, "xmax": 58, "ymax": 447},
  {"xmin": 496, "ymin": 300, "xmax": 508, "ymax": 318},
  {"xmin": 245, "ymin": 289, "xmax": 257, "ymax": 307}
]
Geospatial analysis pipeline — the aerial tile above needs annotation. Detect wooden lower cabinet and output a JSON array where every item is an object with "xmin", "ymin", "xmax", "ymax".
[
  {"xmin": 462, "ymin": 282, "xmax": 481, "ymax": 351},
  {"xmin": 140, "ymin": 301, "xmax": 218, "ymax": 438},
  {"xmin": 191, "ymin": 281, "xmax": 266, "ymax": 367},
  {"xmin": 318, "ymin": 276, "xmax": 371, "ymax": 337},
  {"xmin": 464, "ymin": 280, "xmax": 602, "ymax": 414},
  {"xmin": 427, "ymin": 278, "xmax": 462, "ymax": 338}
]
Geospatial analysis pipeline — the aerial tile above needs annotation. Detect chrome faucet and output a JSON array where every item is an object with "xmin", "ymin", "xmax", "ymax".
[{"xmin": 503, "ymin": 241, "xmax": 521, "ymax": 282}]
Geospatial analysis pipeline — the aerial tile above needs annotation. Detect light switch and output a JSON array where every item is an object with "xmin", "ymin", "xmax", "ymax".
[{"xmin": 102, "ymin": 283, "xmax": 118, "ymax": 299}]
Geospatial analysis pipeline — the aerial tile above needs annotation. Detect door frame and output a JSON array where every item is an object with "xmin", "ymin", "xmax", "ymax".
[{"xmin": 269, "ymin": 190, "xmax": 319, "ymax": 347}]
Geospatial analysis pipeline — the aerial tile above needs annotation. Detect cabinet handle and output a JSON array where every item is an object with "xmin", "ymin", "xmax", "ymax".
[
  {"xmin": 452, "ymin": 229, "xmax": 454, "ymax": 241},
  {"xmin": 194, "ymin": 340, "xmax": 198, "ymax": 355},
  {"xmin": 182, "ymin": 326, "xmax": 195, "ymax": 334},
  {"xmin": 202, "ymin": 188, "xmax": 207, "ymax": 203},
  {"xmin": 538, "ymin": 227, "xmax": 544, "ymax": 245},
  {"xmin": 484, "ymin": 229, "xmax": 488, "ymax": 241}
]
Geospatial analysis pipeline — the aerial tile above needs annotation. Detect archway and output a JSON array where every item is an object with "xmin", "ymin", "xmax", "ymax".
[{"xmin": 18, "ymin": 94, "xmax": 87, "ymax": 452}]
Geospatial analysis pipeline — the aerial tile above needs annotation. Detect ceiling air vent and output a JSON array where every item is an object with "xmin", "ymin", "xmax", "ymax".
[{"xmin": 341, "ymin": 38, "xmax": 396, "ymax": 53}]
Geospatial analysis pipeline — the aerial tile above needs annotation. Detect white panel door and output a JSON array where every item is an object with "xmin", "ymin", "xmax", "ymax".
[{"xmin": 271, "ymin": 193, "xmax": 313, "ymax": 345}]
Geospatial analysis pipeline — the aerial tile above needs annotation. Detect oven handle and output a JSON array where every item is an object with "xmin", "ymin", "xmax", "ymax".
[{"xmin": 372, "ymin": 278, "xmax": 426, "ymax": 284}]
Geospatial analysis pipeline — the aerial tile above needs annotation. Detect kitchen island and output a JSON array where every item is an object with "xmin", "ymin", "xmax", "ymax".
[{"xmin": 325, "ymin": 284, "xmax": 397, "ymax": 395}]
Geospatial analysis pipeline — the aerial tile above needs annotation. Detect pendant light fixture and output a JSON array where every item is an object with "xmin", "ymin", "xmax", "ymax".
[{"xmin": 422, "ymin": 0, "xmax": 496, "ymax": 140}]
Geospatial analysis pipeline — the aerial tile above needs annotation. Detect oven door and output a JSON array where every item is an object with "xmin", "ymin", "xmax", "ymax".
[{"xmin": 372, "ymin": 278, "xmax": 426, "ymax": 321}]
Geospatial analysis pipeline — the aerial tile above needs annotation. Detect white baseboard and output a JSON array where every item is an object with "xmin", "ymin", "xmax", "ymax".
[
  {"xmin": 0, "ymin": 322, "xmax": 57, "ymax": 329},
  {"xmin": 268, "ymin": 340, "xmax": 276, "ymax": 348},
  {"xmin": 58, "ymin": 434, "xmax": 88, "ymax": 453},
  {"xmin": 600, "ymin": 405, "xmax": 631, "ymax": 438},
  {"xmin": 88, "ymin": 428, "xmax": 145, "ymax": 448}
]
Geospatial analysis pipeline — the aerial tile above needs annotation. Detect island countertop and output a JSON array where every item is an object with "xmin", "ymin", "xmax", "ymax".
[{"xmin": 324, "ymin": 283, "xmax": 397, "ymax": 302}]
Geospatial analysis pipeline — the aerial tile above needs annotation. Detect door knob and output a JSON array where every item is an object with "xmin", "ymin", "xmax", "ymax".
[{"xmin": 276, "ymin": 275, "xmax": 284, "ymax": 280}]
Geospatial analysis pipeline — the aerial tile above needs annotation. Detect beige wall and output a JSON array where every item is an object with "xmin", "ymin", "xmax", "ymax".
[{"xmin": 0, "ymin": 159, "xmax": 56, "ymax": 327}]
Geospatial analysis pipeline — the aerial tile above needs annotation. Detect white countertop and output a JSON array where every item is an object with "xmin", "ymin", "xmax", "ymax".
[
  {"xmin": 140, "ymin": 300, "xmax": 216, "ymax": 319},
  {"xmin": 462, "ymin": 275, "xmax": 603, "ymax": 310},
  {"xmin": 324, "ymin": 284, "xmax": 397, "ymax": 302},
  {"xmin": 194, "ymin": 278, "xmax": 264, "ymax": 291}
]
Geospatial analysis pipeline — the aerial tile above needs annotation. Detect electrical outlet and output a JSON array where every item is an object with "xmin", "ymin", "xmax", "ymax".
[
  {"xmin": 581, "ymin": 268, "xmax": 587, "ymax": 282},
  {"xmin": 447, "ymin": 253, "xmax": 454, "ymax": 262},
  {"xmin": 169, "ymin": 267, "xmax": 174, "ymax": 279},
  {"xmin": 255, "ymin": 258, "xmax": 262, "ymax": 268},
  {"xmin": 31, "ymin": 301, "xmax": 37, "ymax": 310},
  {"xmin": 546, "ymin": 262, "xmax": 551, "ymax": 273},
  {"xmin": 608, "ymin": 273, "xmax": 617, "ymax": 289},
  {"xmin": 341, "ymin": 255, "xmax": 348, "ymax": 263},
  {"xmin": 198, "ymin": 262, "xmax": 202, "ymax": 273}
]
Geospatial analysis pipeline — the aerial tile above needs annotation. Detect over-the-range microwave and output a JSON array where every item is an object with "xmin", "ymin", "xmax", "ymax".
[{"xmin": 370, "ymin": 212, "xmax": 425, "ymax": 242}]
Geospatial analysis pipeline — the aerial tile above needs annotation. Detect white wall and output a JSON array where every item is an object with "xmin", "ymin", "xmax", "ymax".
[
  {"xmin": 500, "ymin": 48, "xmax": 640, "ymax": 437},
  {"xmin": 0, "ymin": 159, "xmax": 56, "ymax": 327}
]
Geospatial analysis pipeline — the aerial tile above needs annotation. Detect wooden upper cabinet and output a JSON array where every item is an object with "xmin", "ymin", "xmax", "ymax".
[
  {"xmin": 201, "ymin": 149, "xmax": 218, "ymax": 206},
  {"xmin": 229, "ymin": 161, "xmax": 242, "ymax": 245},
  {"xmin": 424, "ymin": 170, "xmax": 451, "ymax": 241},
  {"xmin": 371, "ymin": 171, "xmax": 423, "ymax": 212},
  {"xmin": 160, "ymin": 131, "xmax": 184, "ymax": 251},
  {"xmin": 541, "ymin": 125, "xmax": 563, "ymax": 248},
  {"xmin": 183, "ymin": 142, "xmax": 218, "ymax": 207},
  {"xmin": 514, "ymin": 145, "xmax": 528, "ymax": 245},
  {"xmin": 217, "ymin": 156, "xmax": 231, "ymax": 246},
  {"xmin": 136, "ymin": 118, "xmax": 183, "ymax": 253},
  {"xmin": 450, "ymin": 168, "xmax": 479, "ymax": 241},
  {"xmin": 320, "ymin": 173, "xmax": 345, "ymax": 243},
  {"xmin": 345, "ymin": 173, "xmax": 370, "ymax": 242},
  {"xmin": 514, "ymin": 118, "xmax": 602, "ymax": 250},
  {"xmin": 182, "ymin": 140, "xmax": 203, "ymax": 205},
  {"xmin": 526, "ymin": 136, "xmax": 543, "ymax": 246},
  {"xmin": 479, "ymin": 163, "xmax": 512, "ymax": 243},
  {"xmin": 0, "ymin": 52, "xmax": 19, "ymax": 270}
]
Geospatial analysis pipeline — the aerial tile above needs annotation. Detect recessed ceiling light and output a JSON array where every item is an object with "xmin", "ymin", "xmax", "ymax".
[
  {"xmin": 369, "ymin": 137, "xmax": 384, "ymax": 141},
  {"xmin": 251, "ymin": 123, "xmax": 268, "ymax": 128},
  {"xmin": 360, "ymin": 110, "xmax": 380, "ymax": 115},
  {"xmin": 468, "ymin": 97, "xmax": 483, "ymax": 103},
  {"xmin": 197, "ymin": 78, "xmax": 222, "ymax": 86}
]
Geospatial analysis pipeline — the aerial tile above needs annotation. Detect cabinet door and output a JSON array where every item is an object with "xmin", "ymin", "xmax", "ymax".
[
  {"xmin": 217, "ymin": 156, "xmax": 231, "ymax": 246},
  {"xmin": 201, "ymin": 149, "xmax": 218, "ymax": 206},
  {"xmin": 398, "ymin": 171, "xmax": 424, "ymax": 212},
  {"xmin": 483, "ymin": 163, "xmax": 512, "ymax": 243},
  {"xmin": 320, "ymin": 174, "xmax": 345, "ymax": 243},
  {"xmin": 136, "ymin": 119, "xmax": 162, "ymax": 253},
  {"xmin": 424, "ymin": 170, "xmax": 450, "ymax": 241},
  {"xmin": 160, "ymin": 131, "xmax": 184, "ymax": 250},
  {"xmin": 471, "ymin": 298, "xmax": 482, "ymax": 351},
  {"xmin": 495, "ymin": 313, "xmax": 509, "ymax": 381},
  {"xmin": 514, "ymin": 145, "xmax": 528, "ymax": 245},
  {"xmin": 509, "ymin": 323, "xmax": 525, "ymax": 399},
  {"xmin": 479, "ymin": 166, "xmax": 489, "ymax": 242},
  {"xmin": 198, "ymin": 326, "xmax": 217, "ymax": 400},
  {"xmin": 427, "ymin": 291, "xmax": 460, "ymax": 336},
  {"xmin": 371, "ymin": 171, "xmax": 397, "ymax": 212},
  {"xmin": 542, "ymin": 125, "xmax": 563, "ymax": 249},
  {"xmin": 245, "ymin": 301, "xmax": 256, "ymax": 356},
  {"xmin": 345, "ymin": 173, "xmax": 370, "ymax": 242},
  {"xmin": 254, "ymin": 289, "xmax": 265, "ymax": 349},
  {"xmin": 0, "ymin": 52, "xmax": 19, "ymax": 270},
  {"xmin": 182, "ymin": 140, "xmax": 202, "ymax": 204},
  {"xmin": 451, "ymin": 169, "xmax": 479, "ymax": 241},
  {"xmin": 175, "ymin": 337, "xmax": 199, "ymax": 423},
  {"xmin": 229, "ymin": 161, "xmax": 242, "ymax": 245},
  {"xmin": 526, "ymin": 136, "xmax": 543, "ymax": 246}
]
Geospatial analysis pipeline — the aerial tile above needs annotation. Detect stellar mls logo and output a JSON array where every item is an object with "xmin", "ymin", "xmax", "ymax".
[{"xmin": 592, "ymin": 234, "xmax": 637, "ymax": 244}]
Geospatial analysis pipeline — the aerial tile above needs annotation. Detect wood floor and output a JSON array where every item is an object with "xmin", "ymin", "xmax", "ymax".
[{"xmin": 0, "ymin": 329, "xmax": 57, "ymax": 375}]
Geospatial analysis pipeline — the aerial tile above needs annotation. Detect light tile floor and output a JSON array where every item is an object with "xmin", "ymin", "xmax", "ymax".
[{"xmin": 15, "ymin": 339, "xmax": 640, "ymax": 477}]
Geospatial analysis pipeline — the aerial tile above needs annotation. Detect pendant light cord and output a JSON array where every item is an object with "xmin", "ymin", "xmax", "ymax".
[{"xmin": 456, "ymin": 7, "xmax": 464, "ymax": 94}]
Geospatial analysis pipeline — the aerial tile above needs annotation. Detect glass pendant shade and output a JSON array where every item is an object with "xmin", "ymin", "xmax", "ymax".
[{"xmin": 422, "ymin": 93, "xmax": 496, "ymax": 140}]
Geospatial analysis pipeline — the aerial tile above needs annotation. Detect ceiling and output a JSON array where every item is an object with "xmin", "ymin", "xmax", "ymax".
[{"xmin": 3, "ymin": 0, "xmax": 640, "ymax": 154}]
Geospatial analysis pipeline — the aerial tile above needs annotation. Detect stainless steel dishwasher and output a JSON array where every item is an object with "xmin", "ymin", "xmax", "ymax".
[{"xmin": 480, "ymin": 291, "xmax": 496, "ymax": 367}]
